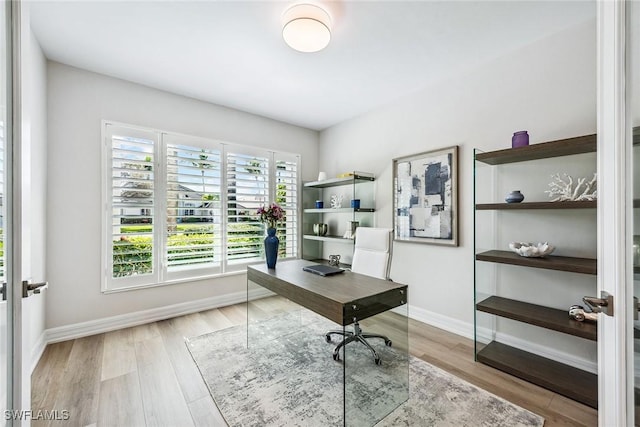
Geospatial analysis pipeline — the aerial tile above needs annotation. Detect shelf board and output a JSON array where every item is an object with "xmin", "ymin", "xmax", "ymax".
[
  {"xmin": 475, "ymin": 134, "xmax": 596, "ymax": 165},
  {"xmin": 477, "ymin": 341, "xmax": 597, "ymax": 408},
  {"xmin": 304, "ymin": 174, "xmax": 374, "ymax": 188},
  {"xmin": 476, "ymin": 200, "xmax": 596, "ymax": 210},
  {"xmin": 477, "ymin": 296, "xmax": 597, "ymax": 341},
  {"xmin": 476, "ymin": 250, "xmax": 596, "ymax": 275},
  {"xmin": 302, "ymin": 235, "xmax": 355, "ymax": 244},
  {"xmin": 303, "ymin": 208, "xmax": 375, "ymax": 213}
]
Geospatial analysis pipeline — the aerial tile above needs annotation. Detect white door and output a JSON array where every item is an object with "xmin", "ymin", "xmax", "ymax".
[
  {"xmin": 1, "ymin": 1, "xmax": 24, "ymax": 424},
  {"xmin": 598, "ymin": 1, "xmax": 638, "ymax": 425}
]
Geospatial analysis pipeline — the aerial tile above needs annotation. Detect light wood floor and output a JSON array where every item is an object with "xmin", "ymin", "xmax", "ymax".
[{"xmin": 31, "ymin": 296, "xmax": 597, "ymax": 427}]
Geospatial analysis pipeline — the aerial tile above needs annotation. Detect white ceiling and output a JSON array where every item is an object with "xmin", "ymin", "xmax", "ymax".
[{"xmin": 30, "ymin": 1, "xmax": 595, "ymax": 131}]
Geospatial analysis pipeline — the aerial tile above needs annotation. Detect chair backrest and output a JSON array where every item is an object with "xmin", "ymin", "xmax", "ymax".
[{"xmin": 351, "ymin": 227, "xmax": 393, "ymax": 280}]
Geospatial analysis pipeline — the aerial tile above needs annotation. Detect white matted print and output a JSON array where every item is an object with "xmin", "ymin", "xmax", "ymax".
[{"xmin": 393, "ymin": 146, "xmax": 458, "ymax": 246}]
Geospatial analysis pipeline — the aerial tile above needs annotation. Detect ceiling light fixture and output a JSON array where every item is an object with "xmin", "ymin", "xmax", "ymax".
[{"xmin": 282, "ymin": 4, "xmax": 331, "ymax": 53}]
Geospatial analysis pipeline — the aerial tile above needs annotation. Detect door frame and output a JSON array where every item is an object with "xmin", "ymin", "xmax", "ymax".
[
  {"xmin": 6, "ymin": 0, "xmax": 23, "ymax": 419},
  {"xmin": 597, "ymin": 0, "xmax": 633, "ymax": 424}
]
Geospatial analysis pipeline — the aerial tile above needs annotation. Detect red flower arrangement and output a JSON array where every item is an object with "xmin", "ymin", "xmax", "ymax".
[{"xmin": 257, "ymin": 203, "xmax": 285, "ymax": 229}]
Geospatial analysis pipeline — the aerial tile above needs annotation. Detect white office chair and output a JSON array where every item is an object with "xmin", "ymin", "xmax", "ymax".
[{"xmin": 325, "ymin": 227, "xmax": 393, "ymax": 365}]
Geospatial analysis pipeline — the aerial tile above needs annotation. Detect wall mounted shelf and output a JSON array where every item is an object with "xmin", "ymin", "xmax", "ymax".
[
  {"xmin": 302, "ymin": 235, "xmax": 355, "ymax": 244},
  {"xmin": 302, "ymin": 172, "xmax": 375, "ymax": 261},
  {"xmin": 476, "ymin": 250, "xmax": 597, "ymax": 275},
  {"xmin": 475, "ymin": 134, "xmax": 596, "ymax": 165},
  {"xmin": 476, "ymin": 201, "xmax": 596, "ymax": 210}
]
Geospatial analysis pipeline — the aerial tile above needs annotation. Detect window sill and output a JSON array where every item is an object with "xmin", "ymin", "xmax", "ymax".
[{"xmin": 101, "ymin": 269, "xmax": 248, "ymax": 294}]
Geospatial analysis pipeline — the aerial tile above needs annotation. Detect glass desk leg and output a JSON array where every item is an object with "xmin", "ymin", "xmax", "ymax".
[{"xmin": 344, "ymin": 304, "xmax": 409, "ymax": 427}]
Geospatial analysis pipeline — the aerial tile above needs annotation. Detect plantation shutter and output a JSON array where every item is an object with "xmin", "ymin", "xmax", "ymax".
[
  {"xmin": 107, "ymin": 125, "xmax": 157, "ymax": 286},
  {"xmin": 165, "ymin": 136, "xmax": 222, "ymax": 277},
  {"xmin": 104, "ymin": 121, "xmax": 300, "ymax": 291},
  {"xmin": 275, "ymin": 154, "xmax": 299, "ymax": 259},
  {"xmin": 226, "ymin": 149, "xmax": 269, "ymax": 268}
]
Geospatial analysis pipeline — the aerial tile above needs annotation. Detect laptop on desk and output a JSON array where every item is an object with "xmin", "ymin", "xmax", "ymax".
[{"xmin": 302, "ymin": 264, "xmax": 345, "ymax": 277}]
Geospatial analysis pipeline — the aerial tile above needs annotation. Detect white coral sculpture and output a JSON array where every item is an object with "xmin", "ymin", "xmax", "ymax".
[
  {"xmin": 330, "ymin": 194, "xmax": 343, "ymax": 209},
  {"xmin": 545, "ymin": 173, "xmax": 597, "ymax": 202}
]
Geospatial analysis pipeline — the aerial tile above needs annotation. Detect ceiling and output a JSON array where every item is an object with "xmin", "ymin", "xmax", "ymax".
[{"xmin": 30, "ymin": 1, "xmax": 595, "ymax": 131}]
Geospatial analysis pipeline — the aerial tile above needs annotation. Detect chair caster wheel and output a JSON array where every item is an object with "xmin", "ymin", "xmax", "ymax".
[
  {"xmin": 332, "ymin": 352, "xmax": 340, "ymax": 361},
  {"xmin": 325, "ymin": 335, "xmax": 332, "ymax": 343},
  {"xmin": 385, "ymin": 340, "xmax": 392, "ymax": 347},
  {"xmin": 374, "ymin": 357, "xmax": 382, "ymax": 365}
]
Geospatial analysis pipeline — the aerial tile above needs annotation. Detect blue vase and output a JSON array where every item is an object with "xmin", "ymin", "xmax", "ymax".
[
  {"xmin": 264, "ymin": 228, "xmax": 279, "ymax": 269},
  {"xmin": 505, "ymin": 190, "xmax": 525, "ymax": 203}
]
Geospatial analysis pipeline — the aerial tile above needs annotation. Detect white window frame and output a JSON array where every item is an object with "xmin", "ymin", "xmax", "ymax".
[{"xmin": 101, "ymin": 120, "xmax": 301, "ymax": 293}]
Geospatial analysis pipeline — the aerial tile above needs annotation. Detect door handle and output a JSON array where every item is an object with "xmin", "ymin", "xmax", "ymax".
[
  {"xmin": 582, "ymin": 291, "xmax": 614, "ymax": 317},
  {"xmin": 634, "ymin": 296, "xmax": 639, "ymax": 321},
  {"xmin": 22, "ymin": 280, "xmax": 47, "ymax": 298}
]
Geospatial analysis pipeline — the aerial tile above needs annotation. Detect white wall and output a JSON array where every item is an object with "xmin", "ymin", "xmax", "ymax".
[
  {"xmin": 46, "ymin": 62, "xmax": 318, "ymax": 329},
  {"xmin": 319, "ymin": 20, "xmax": 597, "ymax": 368}
]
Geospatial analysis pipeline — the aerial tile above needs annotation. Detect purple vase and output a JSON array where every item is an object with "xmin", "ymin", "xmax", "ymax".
[{"xmin": 512, "ymin": 131, "xmax": 529, "ymax": 148}]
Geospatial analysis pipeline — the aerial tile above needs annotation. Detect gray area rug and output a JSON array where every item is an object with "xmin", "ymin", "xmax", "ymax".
[{"xmin": 186, "ymin": 311, "xmax": 544, "ymax": 427}]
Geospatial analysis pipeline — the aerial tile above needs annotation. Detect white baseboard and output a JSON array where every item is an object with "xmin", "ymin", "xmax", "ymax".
[
  {"xmin": 36, "ymin": 293, "xmax": 596, "ymax": 376},
  {"xmin": 44, "ymin": 288, "xmax": 273, "ymax": 344},
  {"xmin": 30, "ymin": 330, "xmax": 47, "ymax": 373},
  {"xmin": 405, "ymin": 304, "xmax": 475, "ymax": 340}
]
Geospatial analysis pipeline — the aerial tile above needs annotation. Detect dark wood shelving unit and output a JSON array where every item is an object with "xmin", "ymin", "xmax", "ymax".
[
  {"xmin": 477, "ymin": 296, "xmax": 597, "ymax": 340},
  {"xmin": 476, "ymin": 250, "xmax": 597, "ymax": 275},
  {"xmin": 476, "ymin": 200, "xmax": 596, "ymax": 210},
  {"xmin": 477, "ymin": 341, "xmax": 597, "ymax": 409},
  {"xmin": 475, "ymin": 134, "xmax": 596, "ymax": 165},
  {"xmin": 474, "ymin": 132, "xmax": 600, "ymax": 409}
]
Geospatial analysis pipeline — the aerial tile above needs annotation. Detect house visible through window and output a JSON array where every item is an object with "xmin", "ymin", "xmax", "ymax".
[{"xmin": 103, "ymin": 122, "xmax": 300, "ymax": 291}]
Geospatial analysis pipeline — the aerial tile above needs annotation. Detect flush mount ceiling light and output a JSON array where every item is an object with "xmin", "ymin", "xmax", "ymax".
[{"xmin": 282, "ymin": 4, "xmax": 331, "ymax": 53}]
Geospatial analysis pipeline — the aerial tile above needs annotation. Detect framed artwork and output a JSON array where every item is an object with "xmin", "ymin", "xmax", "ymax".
[{"xmin": 392, "ymin": 146, "xmax": 458, "ymax": 246}]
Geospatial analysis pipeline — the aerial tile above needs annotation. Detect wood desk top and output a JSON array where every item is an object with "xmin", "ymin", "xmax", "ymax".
[{"xmin": 247, "ymin": 259, "xmax": 408, "ymax": 326}]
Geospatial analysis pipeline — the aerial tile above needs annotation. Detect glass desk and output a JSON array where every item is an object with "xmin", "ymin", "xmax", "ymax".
[{"xmin": 247, "ymin": 259, "xmax": 408, "ymax": 427}]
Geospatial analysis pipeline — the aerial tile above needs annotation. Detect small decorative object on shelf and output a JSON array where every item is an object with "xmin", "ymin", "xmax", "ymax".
[
  {"xmin": 313, "ymin": 223, "xmax": 328, "ymax": 236},
  {"xmin": 511, "ymin": 130, "xmax": 529, "ymax": 148},
  {"xmin": 330, "ymin": 194, "xmax": 343, "ymax": 209},
  {"xmin": 505, "ymin": 190, "xmax": 525, "ymax": 203},
  {"xmin": 328, "ymin": 254, "xmax": 341, "ymax": 267},
  {"xmin": 545, "ymin": 173, "xmax": 597, "ymax": 201},
  {"xmin": 257, "ymin": 203, "xmax": 285, "ymax": 268},
  {"xmin": 509, "ymin": 242, "xmax": 555, "ymax": 258},
  {"xmin": 343, "ymin": 221, "xmax": 358, "ymax": 239},
  {"xmin": 317, "ymin": 171, "xmax": 327, "ymax": 181},
  {"xmin": 337, "ymin": 172, "xmax": 355, "ymax": 178},
  {"xmin": 351, "ymin": 199, "xmax": 360, "ymax": 209},
  {"xmin": 315, "ymin": 200, "xmax": 324, "ymax": 208},
  {"xmin": 568, "ymin": 305, "xmax": 598, "ymax": 322}
]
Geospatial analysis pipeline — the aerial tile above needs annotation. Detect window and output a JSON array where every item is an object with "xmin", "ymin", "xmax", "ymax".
[{"xmin": 103, "ymin": 122, "xmax": 300, "ymax": 291}]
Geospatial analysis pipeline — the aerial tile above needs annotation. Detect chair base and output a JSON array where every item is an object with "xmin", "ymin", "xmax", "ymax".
[{"xmin": 325, "ymin": 321, "xmax": 392, "ymax": 365}]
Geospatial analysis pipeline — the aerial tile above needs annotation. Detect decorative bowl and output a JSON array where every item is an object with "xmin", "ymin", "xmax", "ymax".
[{"xmin": 509, "ymin": 242, "xmax": 555, "ymax": 258}]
